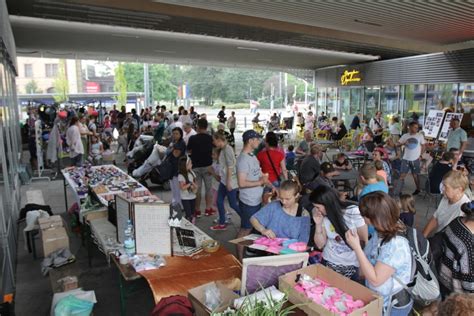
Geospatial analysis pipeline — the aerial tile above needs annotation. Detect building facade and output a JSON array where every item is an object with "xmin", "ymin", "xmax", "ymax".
[{"xmin": 312, "ymin": 48, "xmax": 474, "ymax": 132}]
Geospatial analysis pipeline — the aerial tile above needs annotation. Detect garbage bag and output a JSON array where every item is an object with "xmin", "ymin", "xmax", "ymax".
[{"xmin": 54, "ymin": 295, "xmax": 94, "ymax": 316}]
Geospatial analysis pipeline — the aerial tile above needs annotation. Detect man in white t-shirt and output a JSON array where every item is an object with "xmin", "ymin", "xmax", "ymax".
[
  {"xmin": 395, "ymin": 121, "xmax": 426, "ymax": 196},
  {"xmin": 369, "ymin": 111, "xmax": 386, "ymax": 144}
]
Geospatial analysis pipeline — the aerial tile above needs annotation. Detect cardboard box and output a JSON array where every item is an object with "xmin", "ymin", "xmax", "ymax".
[
  {"xmin": 188, "ymin": 281, "xmax": 240, "ymax": 316},
  {"xmin": 41, "ymin": 227, "xmax": 69, "ymax": 257},
  {"xmin": 279, "ymin": 264, "xmax": 383, "ymax": 316},
  {"xmin": 38, "ymin": 215, "xmax": 64, "ymax": 230}
]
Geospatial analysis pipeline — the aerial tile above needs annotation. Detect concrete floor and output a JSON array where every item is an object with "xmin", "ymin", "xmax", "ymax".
[{"xmin": 14, "ymin": 145, "xmax": 436, "ymax": 316}]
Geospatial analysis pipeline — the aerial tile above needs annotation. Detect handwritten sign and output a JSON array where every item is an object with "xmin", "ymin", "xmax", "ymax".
[
  {"xmin": 134, "ymin": 203, "xmax": 171, "ymax": 255},
  {"xmin": 423, "ymin": 110, "xmax": 445, "ymax": 139},
  {"xmin": 341, "ymin": 70, "xmax": 362, "ymax": 85},
  {"xmin": 439, "ymin": 112, "xmax": 464, "ymax": 142}
]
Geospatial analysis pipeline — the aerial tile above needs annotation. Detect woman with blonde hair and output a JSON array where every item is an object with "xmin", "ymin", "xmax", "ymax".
[{"xmin": 423, "ymin": 170, "xmax": 470, "ymax": 238}]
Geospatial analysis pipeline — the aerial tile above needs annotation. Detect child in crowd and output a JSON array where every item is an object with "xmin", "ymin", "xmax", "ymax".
[
  {"xmin": 209, "ymin": 148, "xmax": 230, "ymax": 224},
  {"xmin": 374, "ymin": 160, "xmax": 388, "ymax": 186},
  {"xmin": 285, "ymin": 145, "xmax": 296, "ymax": 171},
  {"xmin": 333, "ymin": 153, "xmax": 352, "ymax": 170},
  {"xmin": 177, "ymin": 156, "xmax": 198, "ymax": 222},
  {"xmin": 358, "ymin": 163, "xmax": 388, "ymax": 199},
  {"xmin": 305, "ymin": 111, "xmax": 315, "ymax": 131},
  {"xmin": 399, "ymin": 194, "xmax": 416, "ymax": 227},
  {"xmin": 89, "ymin": 135, "xmax": 103, "ymax": 165}
]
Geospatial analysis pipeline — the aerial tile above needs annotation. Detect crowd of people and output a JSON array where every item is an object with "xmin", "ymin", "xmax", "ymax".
[{"xmin": 35, "ymin": 103, "xmax": 473, "ymax": 315}]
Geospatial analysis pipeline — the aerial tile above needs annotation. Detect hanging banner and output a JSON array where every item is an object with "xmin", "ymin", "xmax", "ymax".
[{"xmin": 34, "ymin": 120, "xmax": 44, "ymax": 174}]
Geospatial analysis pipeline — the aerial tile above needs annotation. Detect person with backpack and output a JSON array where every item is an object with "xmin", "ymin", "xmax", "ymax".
[
  {"xmin": 310, "ymin": 185, "xmax": 368, "ymax": 280},
  {"xmin": 345, "ymin": 191, "xmax": 413, "ymax": 315}
]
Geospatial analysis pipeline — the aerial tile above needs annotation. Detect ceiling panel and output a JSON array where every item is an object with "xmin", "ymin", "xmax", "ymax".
[
  {"xmin": 156, "ymin": 0, "xmax": 474, "ymax": 45},
  {"xmin": 11, "ymin": 16, "xmax": 378, "ymax": 71}
]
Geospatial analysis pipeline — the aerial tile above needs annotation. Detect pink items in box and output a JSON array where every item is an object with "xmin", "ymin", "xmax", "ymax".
[
  {"xmin": 295, "ymin": 274, "xmax": 365, "ymax": 315},
  {"xmin": 251, "ymin": 237, "xmax": 307, "ymax": 255}
]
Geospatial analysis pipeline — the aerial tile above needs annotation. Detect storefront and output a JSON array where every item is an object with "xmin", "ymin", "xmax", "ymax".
[
  {"xmin": 313, "ymin": 48, "xmax": 474, "ymax": 133},
  {"xmin": 0, "ymin": 0, "xmax": 21, "ymax": 301}
]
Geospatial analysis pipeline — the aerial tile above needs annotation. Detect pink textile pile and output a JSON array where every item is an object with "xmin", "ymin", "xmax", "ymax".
[
  {"xmin": 294, "ymin": 274, "xmax": 366, "ymax": 315},
  {"xmin": 252, "ymin": 237, "xmax": 307, "ymax": 254}
]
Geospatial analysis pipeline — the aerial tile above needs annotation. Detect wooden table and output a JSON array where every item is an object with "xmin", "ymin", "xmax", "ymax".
[{"xmin": 113, "ymin": 248, "xmax": 242, "ymax": 316}]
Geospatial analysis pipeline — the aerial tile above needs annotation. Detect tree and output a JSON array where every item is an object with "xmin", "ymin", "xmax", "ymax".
[
  {"xmin": 123, "ymin": 63, "xmax": 177, "ymax": 102},
  {"xmin": 114, "ymin": 62, "xmax": 128, "ymax": 107},
  {"xmin": 53, "ymin": 60, "xmax": 69, "ymax": 103},
  {"xmin": 25, "ymin": 80, "xmax": 41, "ymax": 94}
]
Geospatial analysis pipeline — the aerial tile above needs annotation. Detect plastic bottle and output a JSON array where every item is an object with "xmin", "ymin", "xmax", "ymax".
[{"xmin": 124, "ymin": 220, "xmax": 136, "ymax": 256}]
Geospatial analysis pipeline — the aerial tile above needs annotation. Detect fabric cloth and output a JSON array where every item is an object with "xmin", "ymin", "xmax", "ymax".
[
  {"xmin": 400, "ymin": 158, "xmax": 421, "ymax": 174},
  {"xmin": 322, "ymin": 205, "xmax": 365, "ymax": 267},
  {"xmin": 178, "ymin": 172, "xmax": 196, "ymax": 200},
  {"xmin": 439, "ymin": 217, "xmax": 474, "ymax": 294},
  {"xmin": 192, "ymin": 166, "xmax": 213, "ymax": 197},
  {"xmin": 399, "ymin": 212, "xmax": 414, "ymax": 227},
  {"xmin": 297, "ymin": 139, "xmax": 311, "ymax": 154},
  {"xmin": 237, "ymin": 152, "xmax": 263, "ymax": 206},
  {"xmin": 359, "ymin": 181, "xmax": 389, "ymax": 198},
  {"xmin": 389, "ymin": 122, "xmax": 401, "ymax": 136},
  {"xmin": 447, "ymin": 127, "xmax": 467, "ymax": 151},
  {"xmin": 257, "ymin": 148, "xmax": 285, "ymax": 183},
  {"xmin": 428, "ymin": 162, "xmax": 452, "ymax": 193},
  {"xmin": 183, "ymin": 129, "xmax": 197, "ymax": 145},
  {"xmin": 307, "ymin": 175, "xmax": 335, "ymax": 190},
  {"xmin": 433, "ymin": 195, "xmax": 469, "ymax": 233},
  {"xmin": 399, "ymin": 132, "xmax": 426, "ymax": 161},
  {"xmin": 218, "ymin": 144, "xmax": 238, "ymax": 190},
  {"xmin": 238, "ymin": 201, "xmax": 261, "ymax": 229},
  {"xmin": 187, "ymin": 133, "xmax": 213, "ymax": 168},
  {"xmin": 364, "ymin": 235, "xmax": 412, "ymax": 307},
  {"xmin": 66, "ymin": 125, "xmax": 84, "ymax": 157},
  {"xmin": 299, "ymin": 155, "xmax": 321, "ymax": 185},
  {"xmin": 252, "ymin": 201, "xmax": 311, "ymax": 243},
  {"xmin": 169, "ymin": 176, "xmax": 182, "ymax": 207}
]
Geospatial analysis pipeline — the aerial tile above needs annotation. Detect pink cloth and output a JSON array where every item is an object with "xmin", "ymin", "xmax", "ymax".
[{"xmin": 296, "ymin": 275, "xmax": 366, "ymax": 315}]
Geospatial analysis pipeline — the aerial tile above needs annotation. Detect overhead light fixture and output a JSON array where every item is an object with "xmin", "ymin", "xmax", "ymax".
[
  {"xmin": 237, "ymin": 46, "xmax": 259, "ymax": 51},
  {"xmin": 111, "ymin": 33, "xmax": 140, "ymax": 39},
  {"xmin": 154, "ymin": 49, "xmax": 176, "ymax": 54},
  {"xmin": 354, "ymin": 19, "xmax": 382, "ymax": 27}
]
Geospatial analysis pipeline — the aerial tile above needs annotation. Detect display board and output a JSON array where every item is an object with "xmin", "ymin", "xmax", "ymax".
[
  {"xmin": 439, "ymin": 112, "xmax": 464, "ymax": 142},
  {"xmin": 134, "ymin": 203, "xmax": 171, "ymax": 255},
  {"xmin": 115, "ymin": 195, "xmax": 132, "ymax": 243},
  {"xmin": 423, "ymin": 110, "xmax": 445, "ymax": 139}
]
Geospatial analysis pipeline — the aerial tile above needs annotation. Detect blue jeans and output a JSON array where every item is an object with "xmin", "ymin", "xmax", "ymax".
[{"xmin": 217, "ymin": 183, "xmax": 239, "ymax": 225}]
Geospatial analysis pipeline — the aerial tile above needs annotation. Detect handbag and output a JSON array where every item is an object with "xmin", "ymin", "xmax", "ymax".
[{"xmin": 266, "ymin": 150, "xmax": 282, "ymax": 182}]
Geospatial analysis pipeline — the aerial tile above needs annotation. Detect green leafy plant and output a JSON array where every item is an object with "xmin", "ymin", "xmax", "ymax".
[{"xmin": 212, "ymin": 288, "xmax": 302, "ymax": 316}]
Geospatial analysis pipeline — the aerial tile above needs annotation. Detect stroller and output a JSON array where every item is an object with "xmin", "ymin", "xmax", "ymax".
[
  {"xmin": 127, "ymin": 135, "xmax": 155, "ymax": 175},
  {"xmin": 129, "ymin": 141, "xmax": 171, "ymax": 190}
]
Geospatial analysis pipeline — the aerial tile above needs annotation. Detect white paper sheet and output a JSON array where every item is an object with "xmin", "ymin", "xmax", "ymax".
[{"xmin": 134, "ymin": 203, "xmax": 171, "ymax": 255}]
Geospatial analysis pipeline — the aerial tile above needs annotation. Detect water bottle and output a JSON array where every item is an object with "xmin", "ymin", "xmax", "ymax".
[{"xmin": 124, "ymin": 220, "xmax": 136, "ymax": 256}]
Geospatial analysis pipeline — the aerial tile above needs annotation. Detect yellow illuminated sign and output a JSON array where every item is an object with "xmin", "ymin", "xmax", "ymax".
[{"xmin": 341, "ymin": 70, "xmax": 362, "ymax": 85}]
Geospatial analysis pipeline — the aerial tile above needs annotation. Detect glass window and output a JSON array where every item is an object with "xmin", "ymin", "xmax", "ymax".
[
  {"xmin": 326, "ymin": 87, "xmax": 337, "ymax": 118},
  {"xmin": 24, "ymin": 64, "xmax": 33, "ymax": 77},
  {"xmin": 45, "ymin": 63, "xmax": 58, "ymax": 77},
  {"xmin": 350, "ymin": 88, "xmax": 362, "ymax": 115},
  {"xmin": 381, "ymin": 85, "xmax": 399, "ymax": 122},
  {"xmin": 339, "ymin": 88, "xmax": 351, "ymax": 125},
  {"xmin": 316, "ymin": 87, "xmax": 326, "ymax": 117},
  {"xmin": 401, "ymin": 84, "xmax": 426, "ymax": 129},
  {"xmin": 458, "ymin": 83, "xmax": 474, "ymax": 130},
  {"xmin": 426, "ymin": 84, "xmax": 456, "ymax": 111},
  {"xmin": 364, "ymin": 86, "xmax": 380, "ymax": 121}
]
